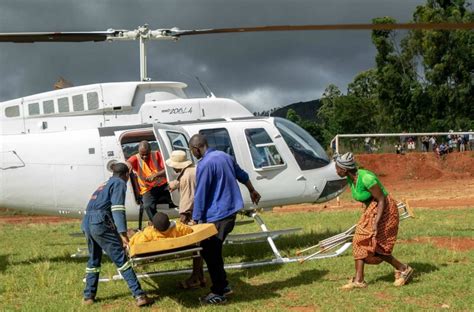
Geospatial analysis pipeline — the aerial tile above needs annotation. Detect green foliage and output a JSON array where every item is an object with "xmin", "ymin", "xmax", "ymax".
[{"xmin": 296, "ymin": 0, "xmax": 473, "ymax": 147}]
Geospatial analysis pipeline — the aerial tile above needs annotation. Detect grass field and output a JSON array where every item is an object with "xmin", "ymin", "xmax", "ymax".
[{"xmin": 0, "ymin": 208, "xmax": 473, "ymax": 311}]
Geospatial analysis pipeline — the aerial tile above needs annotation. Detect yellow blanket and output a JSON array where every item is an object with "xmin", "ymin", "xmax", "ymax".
[{"xmin": 129, "ymin": 223, "xmax": 217, "ymax": 257}]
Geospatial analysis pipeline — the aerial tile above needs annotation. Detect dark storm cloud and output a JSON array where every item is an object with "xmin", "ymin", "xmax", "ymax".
[{"xmin": 0, "ymin": 0, "xmax": 424, "ymax": 111}]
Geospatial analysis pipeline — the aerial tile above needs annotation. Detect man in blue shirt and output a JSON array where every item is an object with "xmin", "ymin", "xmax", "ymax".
[
  {"xmin": 82, "ymin": 162, "xmax": 154, "ymax": 307},
  {"xmin": 190, "ymin": 134, "xmax": 261, "ymax": 304}
]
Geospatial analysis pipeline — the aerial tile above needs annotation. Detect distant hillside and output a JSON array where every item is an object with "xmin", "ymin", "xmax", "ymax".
[{"xmin": 270, "ymin": 99, "xmax": 322, "ymax": 120}]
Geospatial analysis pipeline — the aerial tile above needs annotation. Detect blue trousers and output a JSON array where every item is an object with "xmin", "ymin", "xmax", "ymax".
[{"xmin": 82, "ymin": 215, "xmax": 144, "ymax": 299}]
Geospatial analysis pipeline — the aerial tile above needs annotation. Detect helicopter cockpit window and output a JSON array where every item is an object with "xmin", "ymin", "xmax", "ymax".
[
  {"xmin": 28, "ymin": 103, "xmax": 40, "ymax": 116},
  {"xmin": 245, "ymin": 128, "xmax": 284, "ymax": 169},
  {"xmin": 87, "ymin": 92, "xmax": 99, "ymax": 110},
  {"xmin": 72, "ymin": 94, "xmax": 85, "ymax": 112},
  {"xmin": 58, "ymin": 97, "xmax": 70, "ymax": 113},
  {"xmin": 199, "ymin": 128, "xmax": 235, "ymax": 158},
  {"xmin": 274, "ymin": 117, "xmax": 330, "ymax": 170},
  {"xmin": 43, "ymin": 100, "xmax": 55, "ymax": 115},
  {"xmin": 5, "ymin": 105, "xmax": 20, "ymax": 118},
  {"xmin": 166, "ymin": 131, "xmax": 194, "ymax": 164}
]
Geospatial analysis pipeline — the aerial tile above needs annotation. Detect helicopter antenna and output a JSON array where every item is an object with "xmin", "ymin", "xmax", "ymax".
[{"xmin": 195, "ymin": 76, "xmax": 216, "ymax": 98}]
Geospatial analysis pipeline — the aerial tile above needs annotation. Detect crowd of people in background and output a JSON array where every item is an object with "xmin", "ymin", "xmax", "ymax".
[
  {"xmin": 361, "ymin": 130, "xmax": 474, "ymax": 157},
  {"xmin": 398, "ymin": 130, "xmax": 474, "ymax": 156}
]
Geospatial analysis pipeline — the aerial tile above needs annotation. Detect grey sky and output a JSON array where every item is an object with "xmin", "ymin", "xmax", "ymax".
[{"xmin": 0, "ymin": 0, "xmax": 424, "ymax": 112}]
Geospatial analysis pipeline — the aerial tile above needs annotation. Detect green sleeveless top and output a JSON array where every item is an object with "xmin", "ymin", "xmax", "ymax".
[{"xmin": 347, "ymin": 169, "xmax": 388, "ymax": 204}]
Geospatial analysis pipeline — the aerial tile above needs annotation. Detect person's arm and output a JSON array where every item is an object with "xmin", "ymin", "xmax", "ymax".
[
  {"xmin": 178, "ymin": 170, "xmax": 194, "ymax": 216},
  {"xmin": 367, "ymin": 183, "xmax": 386, "ymax": 237},
  {"xmin": 245, "ymin": 180, "xmax": 261, "ymax": 205},
  {"xmin": 168, "ymin": 180, "xmax": 180, "ymax": 192},
  {"xmin": 110, "ymin": 180, "xmax": 129, "ymax": 246},
  {"xmin": 126, "ymin": 155, "xmax": 138, "ymax": 173},
  {"xmin": 233, "ymin": 159, "xmax": 261, "ymax": 205},
  {"xmin": 192, "ymin": 165, "xmax": 211, "ymax": 222}
]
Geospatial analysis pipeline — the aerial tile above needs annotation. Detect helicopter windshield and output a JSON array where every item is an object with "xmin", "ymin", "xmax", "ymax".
[{"xmin": 274, "ymin": 117, "xmax": 330, "ymax": 170}]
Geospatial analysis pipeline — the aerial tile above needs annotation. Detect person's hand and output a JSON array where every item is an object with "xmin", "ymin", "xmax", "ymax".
[
  {"xmin": 145, "ymin": 174, "xmax": 157, "ymax": 182},
  {"xmin": 249, "ymin": 190, "xmax": 261, "ymax": 205},
  {"xmin": 120, "ymin": 234, "xmax": 130, "ymax": 250},
  {"xmin": 179, "ymin": 213, "xmax": 190, "ymax": 224},
  {"xmin": 169, "ymin": 180, "xmax": 179, "ymax": 192}
]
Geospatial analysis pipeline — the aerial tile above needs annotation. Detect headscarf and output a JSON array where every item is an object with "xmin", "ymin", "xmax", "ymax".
[{"xmin": 335, "ymin": 152, "xmax": 356, "ymax": 170}]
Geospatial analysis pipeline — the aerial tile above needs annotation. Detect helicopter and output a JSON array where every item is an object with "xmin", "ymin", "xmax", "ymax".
[{"xmin": 0, "ymin": 23, "xmax": 471, "ymax": 264}]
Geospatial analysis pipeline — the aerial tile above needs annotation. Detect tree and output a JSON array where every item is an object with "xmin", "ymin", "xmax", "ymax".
[{"xmin": 404, "ymin": 0, "xmax": 474, "ymax": 130}]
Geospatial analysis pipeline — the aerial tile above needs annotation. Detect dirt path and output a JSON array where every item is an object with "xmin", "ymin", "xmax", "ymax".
[{"xmin": 0, "ymin": 215, "xmax": 79, "ymax": 224}]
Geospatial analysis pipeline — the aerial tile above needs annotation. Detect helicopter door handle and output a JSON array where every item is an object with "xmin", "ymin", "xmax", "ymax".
[
  {"xmin": 296, "ymin": 175, "xmax": 306, "ymax": 181},
  {"xmin": 256, "ymin": 176, "xmax": 267, "ymax": 180}
]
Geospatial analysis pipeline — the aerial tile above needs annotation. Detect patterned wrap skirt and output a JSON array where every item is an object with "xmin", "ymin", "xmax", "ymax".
[{"xmin": 352, "ymin": 195, "xmax": 399, "ymax": 264}]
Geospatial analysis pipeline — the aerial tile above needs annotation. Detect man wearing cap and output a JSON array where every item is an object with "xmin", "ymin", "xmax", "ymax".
[
  {"xmin": 127, "ymin": 141, "xmax": 170, "ymax": 221},
  {"xmin": 189, "ymin": 134, "xmax": 261, "ymax": 305}
]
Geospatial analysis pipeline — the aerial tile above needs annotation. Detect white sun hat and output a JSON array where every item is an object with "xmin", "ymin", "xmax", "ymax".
[{"xmin": 165, "ymin": 150, "xmax": 192, "ymax": 169}]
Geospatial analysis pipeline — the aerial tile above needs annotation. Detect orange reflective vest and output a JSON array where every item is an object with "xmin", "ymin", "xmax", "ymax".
[{"xmin": 136, "ymin": 152, "xmax": 167, "ymax": 195}]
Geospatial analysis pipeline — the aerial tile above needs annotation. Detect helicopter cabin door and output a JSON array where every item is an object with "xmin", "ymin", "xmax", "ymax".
[{"xmin": 152, "ymin": 123, "xmax": 193, "ymax": 207}]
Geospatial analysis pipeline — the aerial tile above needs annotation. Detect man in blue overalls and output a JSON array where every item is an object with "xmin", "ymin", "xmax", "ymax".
[{"xmin": 82, "ymin": 162, "xmax": 154, "ymax": 307}]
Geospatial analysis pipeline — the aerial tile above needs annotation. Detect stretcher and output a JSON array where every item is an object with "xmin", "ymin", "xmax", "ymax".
[
  {"xmin": 296, "ymin": 201, "xmax": 415, "ymax": 263},
  {"xmin": 97, "ymin": 223, "xmax": 217, "ymax": 282}
]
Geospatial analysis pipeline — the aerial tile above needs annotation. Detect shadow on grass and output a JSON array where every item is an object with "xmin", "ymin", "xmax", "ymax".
[
  {"xmin": 139, "ymin": 267, "xmax": 329, "ymax": 308},
  {"xmin": 0, "ymin": 254, "xmax": 9, "ymax": 273},
  {"xmin": 373, "ymin": 262, "xmax": 439, "ymax": 283},
  {"xmin": 12, "ymin": 254, "xmax": 87, "ymax": 265}
]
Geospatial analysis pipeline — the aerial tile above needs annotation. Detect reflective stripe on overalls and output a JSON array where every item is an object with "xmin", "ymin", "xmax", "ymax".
[
  {"xmin": 111, "ymin": 205, "xmax": 126, "ymax": 212},
  {"xmin": 117, "ymin": 260, "xmax": 133, "ymax": 274},
  {"xmin": 85, "ymin": 267, "xmax": 100, "ymax": 274}
]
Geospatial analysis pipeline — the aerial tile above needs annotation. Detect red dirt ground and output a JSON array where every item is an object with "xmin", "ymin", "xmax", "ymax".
[
  {"xmin": 276, "ymin": 152, "xmax": 474, "ymax": 213},
  {"xmin": 400, "ymin": 237, "xmax": 474, "ymax": 252},
  {"xmin": 1, "ymin": 152, "xmax": 473, "ymax": 224}
]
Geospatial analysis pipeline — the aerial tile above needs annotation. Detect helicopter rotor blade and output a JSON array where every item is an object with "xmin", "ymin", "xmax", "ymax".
[
  {"xmin": 169, "ymin": 22, "xmax": 474, "ymax": 37},
  {"xmin": 0, "ymin": 22, "xmax": 472, "ymax": 43},
  {"xmin": 0, "ymin": 30, "xmax": 125, "ymax": 43}
]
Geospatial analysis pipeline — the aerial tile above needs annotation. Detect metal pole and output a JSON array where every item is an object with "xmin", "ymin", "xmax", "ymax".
[
  {"xmin": 139, "ymin": 35, "xmax": 148, "ymax": 81},
  {"xmin": 252, "ymin": 212, "xmax": 283, "ymax": 260}
]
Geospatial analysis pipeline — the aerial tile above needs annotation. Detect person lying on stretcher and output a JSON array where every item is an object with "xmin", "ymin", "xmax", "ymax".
[{"xmin": 129, "ymin": 212, "xmax": 206, "ymax": 289}]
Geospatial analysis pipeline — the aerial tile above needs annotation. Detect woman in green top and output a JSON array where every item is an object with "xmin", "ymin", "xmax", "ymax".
[{"xmin": 335, "ymin": 152, "xmax": 413, "ymax": 289}]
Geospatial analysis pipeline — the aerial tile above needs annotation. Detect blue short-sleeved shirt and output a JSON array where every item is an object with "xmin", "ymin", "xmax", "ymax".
[
  {"xmin": 83, "ymin": 176, "xmax": 128, "ymax": 233},
  {"xmin": 193, "ymin": 148, "xmax": 250, "ymax": 223}
]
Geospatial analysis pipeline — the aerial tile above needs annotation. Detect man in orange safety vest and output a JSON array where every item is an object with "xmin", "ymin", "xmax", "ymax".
[{"xmin": 127, "ymin": 140, "xmax": 170, "ymax": 220}]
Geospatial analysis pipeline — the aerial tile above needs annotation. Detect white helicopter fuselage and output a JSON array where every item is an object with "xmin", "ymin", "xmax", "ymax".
[{"xmin": 0, "ymin": 81, "xmax": 346, "ymax": 221}]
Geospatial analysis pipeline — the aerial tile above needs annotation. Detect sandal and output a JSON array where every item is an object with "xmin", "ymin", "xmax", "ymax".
[
  {"xmin": 394, "ymin": 265, "xmax": 414, "ymax": 286},
  {"xmin": 341, "ymin": 277, "xmax": 368, "ymax": 290}
]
